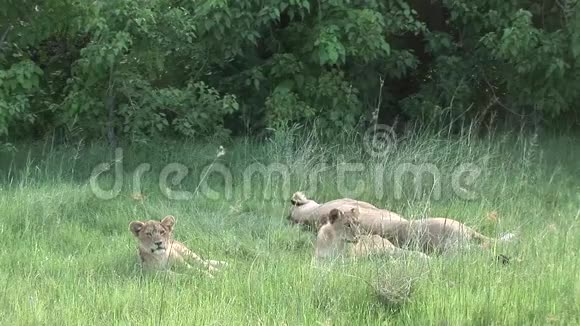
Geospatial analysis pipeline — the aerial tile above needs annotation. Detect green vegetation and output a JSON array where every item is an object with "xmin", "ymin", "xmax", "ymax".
[
  {"xmin": 0, "ymin": 128, "xmax": 578, "ymax": 324},
  {"xmin": 2, "ymin": 1, "xmax": 579, "ymax": 324},
  {"xmin": 2, "ymin": 0, "xmax": 580, "ymax": 144}
]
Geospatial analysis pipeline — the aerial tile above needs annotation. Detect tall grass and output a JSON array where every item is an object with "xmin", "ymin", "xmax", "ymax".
[{"xmin": 0, "ymin": 126, "xmax": 578, "ymax": 325}]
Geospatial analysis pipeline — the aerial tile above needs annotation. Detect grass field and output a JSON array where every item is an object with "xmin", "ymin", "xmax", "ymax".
[{"xmin": 0, "ymin": 127, "xmax": 579, "ymax": 325}]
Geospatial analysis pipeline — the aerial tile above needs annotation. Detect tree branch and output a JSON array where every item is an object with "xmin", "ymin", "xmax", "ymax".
[{"xmin": 0, "ymin": 25, "xmax": 11, "ymax": 52}]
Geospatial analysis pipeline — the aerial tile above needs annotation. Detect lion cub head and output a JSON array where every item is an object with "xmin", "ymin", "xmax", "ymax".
[
  {"xmin": 326, "ymin": 207, "xmax": 361, "ymax": 243},
  {"xmin": 314, "ymin": 207, "xmax": 361, "ymax": 260},
  {"xmin": 129, "ymin": 215, "xmax": 175, "ymax": 254}
]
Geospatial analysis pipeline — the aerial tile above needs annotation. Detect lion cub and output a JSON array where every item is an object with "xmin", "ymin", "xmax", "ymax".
[
  {"xmin": 352, "ymin": 234, "xmax": 430, "ymax": 261},
  {"xmin": 314, "ymin": 208, "xmax": 429, "ymax": 262},
  {"xmin": 314, "ymin": 208, "xmax": 361, "ymax": 260},
  {"xmin": 129, "ymin": 215, "xmax": 226, "ymax": 276}
]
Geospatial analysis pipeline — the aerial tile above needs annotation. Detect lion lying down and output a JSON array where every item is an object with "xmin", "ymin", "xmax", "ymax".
[
  {"xmin": 291, "ymin": 192, "xmax": 516, "ymax": 256},
  {"xmin": 288, "ymin": 191, "xmax": 408, "ymax": 245},
  {"xmin": 404, "ymin": 217, "xmax": 516, "ymax": 255},
  {"xmin": 129, "ymin": 215, "xmax": 226, "ymax": 277},
  {"xmin": 314, "ymin": 207, "xmax": 516, "ymax": 264},
  {"xmin": 314, "ymin": 208, "xmax": 430, "ymax": 262}
]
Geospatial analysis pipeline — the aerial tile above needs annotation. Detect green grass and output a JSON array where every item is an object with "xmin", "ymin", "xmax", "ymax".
[{"xmin": 1, "ymin": 127, "xmax": 579, "ymax": 325}]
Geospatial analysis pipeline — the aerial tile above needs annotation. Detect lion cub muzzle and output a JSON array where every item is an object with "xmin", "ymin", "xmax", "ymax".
[{"xmin": 151, "ymin": 240, "xmax": 166, "ymax": 253}]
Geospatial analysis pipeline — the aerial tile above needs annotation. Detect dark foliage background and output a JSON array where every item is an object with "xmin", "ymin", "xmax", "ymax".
[{"xmin": 2, "ymin": 0, "xmax": 580, "ymax": 144}]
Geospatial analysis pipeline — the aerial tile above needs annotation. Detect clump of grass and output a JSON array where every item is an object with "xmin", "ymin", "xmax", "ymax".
[{"xmin": 372, "ymin": 262, "xmax": 427, "ymax": 310}]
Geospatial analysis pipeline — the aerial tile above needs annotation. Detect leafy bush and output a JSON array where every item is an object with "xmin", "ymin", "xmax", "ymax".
[
  {"xmin": 0, "ymin": 60, "xmax": 43, "ymax": 135},
  {"xmin": 1, "ymin": 0, "xmax": 579, "ymax": 143}
]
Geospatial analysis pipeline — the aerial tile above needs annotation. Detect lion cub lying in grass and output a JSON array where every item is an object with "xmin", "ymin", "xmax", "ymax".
[
  {"xmin": 288, "ymin": 191, "xmax": 408, "ymax": 245},
  {"xmin": 129, "ymin": 215, "xmax": 226, "ymax": 277},
  {"xmin": 314, "ymin": 208, "xmax": 429, "ymax": 262},
  {"xmin": 291, "ymin": 191, "xmax": 516, "ymax": 255}
]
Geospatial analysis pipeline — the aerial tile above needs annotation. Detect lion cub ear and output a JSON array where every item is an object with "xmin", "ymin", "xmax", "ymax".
[
  {"xmin": 328, "ymin": 209, "xmax": 343, "ymax": 224},
  {"xmin": 129, "ymin": 221, "xmax": 145, "ymax": 237},
  {"xmin": 350, "ymin": 207, "xmax": 361, "ymax": 218},
  {"xmin": 161, "ymin": 215, "xmax": 176, "ymax": 231}
]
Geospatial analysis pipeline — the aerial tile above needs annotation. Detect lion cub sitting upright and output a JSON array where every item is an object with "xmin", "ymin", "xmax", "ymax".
[{"xmin": 129, "ymin": 215, "xmax": 226, "ymax": 276}]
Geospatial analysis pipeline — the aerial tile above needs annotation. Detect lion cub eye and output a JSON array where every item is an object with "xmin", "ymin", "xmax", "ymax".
[
  {"xmin": 146, "ymin": 232, "xmax": 152, "ymax": 237},
  {"xmin": 160, "ymin": 230, "xmax": 165, "ymax": 235}
]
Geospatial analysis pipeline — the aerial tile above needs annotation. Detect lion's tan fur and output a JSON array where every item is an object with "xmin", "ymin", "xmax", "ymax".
[
  {"xmin": 314, "ymin": 208, "xmax": 429, "ymax": 262},
  {"xmin": 129, "ymin": 215, "xmax": 226, "ymax": 276},
  {"xmin": 350, "ymin": 234, "xmax": 430, "ymax": 260},
  {"xmin": 293, "ymin": 192, "xmax": 515, "ymax": 255},
  {"xmin": 288, "ymin": 191, "xmax": 380, "ymax": 228},
  {"xmin": 314, "ymin": 208, "xmax": 360, "ymax": 259},
  {"xmin": 345, "ymin": 206, "xmax": 411, "ymax": 246},
  {"xmin": 403, "ymin": 217, "xmax": 514, "ymax": 254},
  {"xmin": 288, "ymin": 192, "xmax": 407, "ymax": 246}
]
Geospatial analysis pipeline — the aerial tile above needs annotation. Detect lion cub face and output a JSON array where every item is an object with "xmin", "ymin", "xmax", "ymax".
[
  {"xmin": 129, "ymin": 215, "xmax": 175, "ymax": 254},
  {"xmin": 314, "ymin": 208, "xmax": 361, "ymax": 260},
  {"xmin": 327, "ymin": 208, "xmax": 361, "ymax": 243}
]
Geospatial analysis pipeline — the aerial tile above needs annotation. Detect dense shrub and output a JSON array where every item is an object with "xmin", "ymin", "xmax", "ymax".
[{"xmin": 1, "ymin": 0, "xmax": 579, "ymax": 143}]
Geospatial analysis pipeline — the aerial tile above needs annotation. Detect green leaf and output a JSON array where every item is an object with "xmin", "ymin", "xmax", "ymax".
[{"xmin": 279, "ymin": 79, "xmax": 295, "ymax": 91}]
